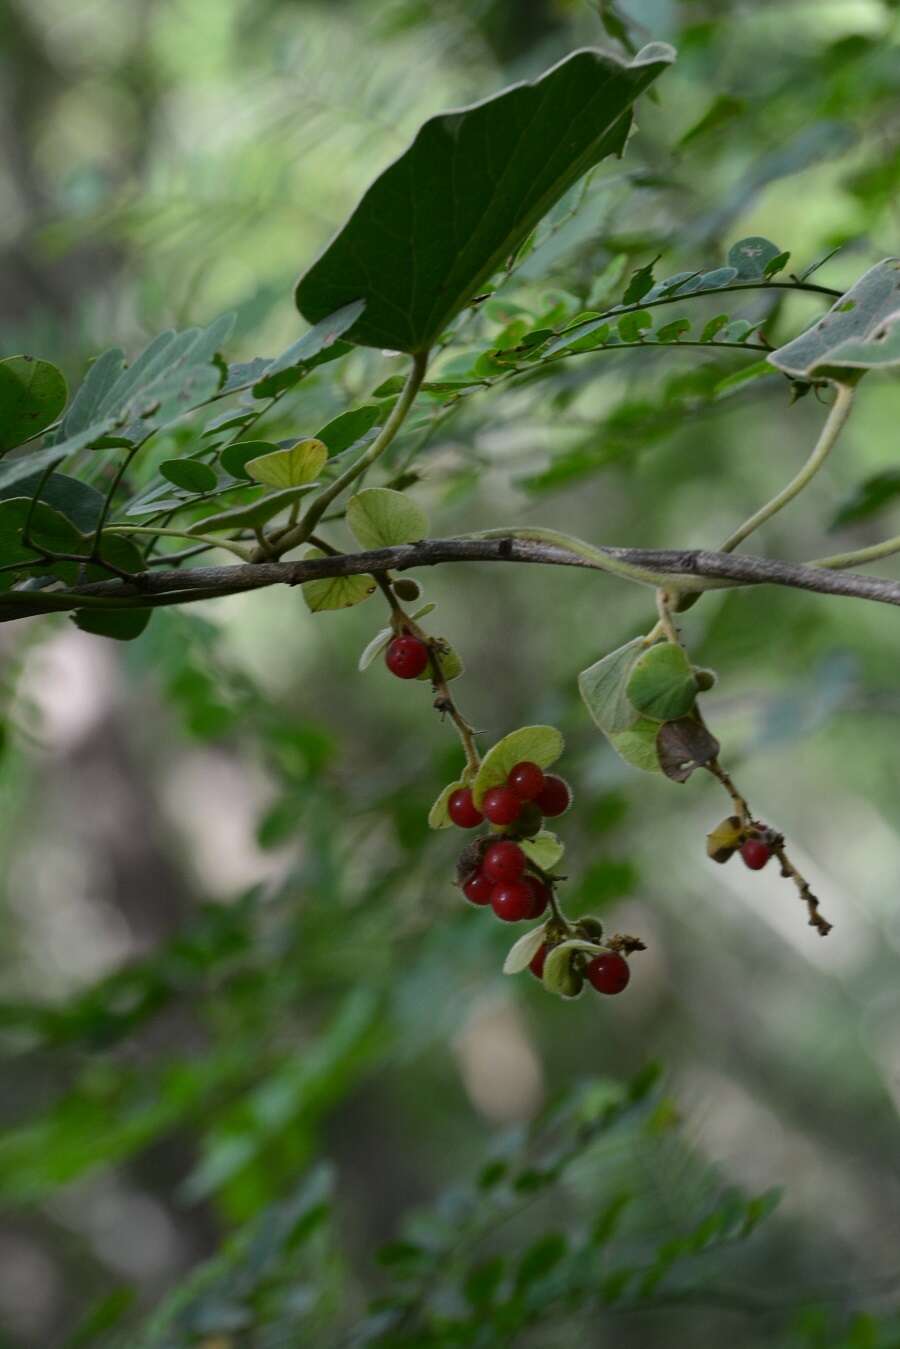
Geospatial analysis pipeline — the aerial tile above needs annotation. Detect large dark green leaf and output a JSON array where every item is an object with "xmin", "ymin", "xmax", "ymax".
[
  {"xmin": 295, "ymin": 44, "xmax": 675, "ymax": 354},
  {"xmin": 0, "ymin": 356, "xmax": 67, "ymax": 452},
  {"xmin": 73, "ymin": 608, "xmax": 152, "ymax": 642},
  {"xmin": 0, "ymin": 471, "xmax": 104, "ymax": 533}
]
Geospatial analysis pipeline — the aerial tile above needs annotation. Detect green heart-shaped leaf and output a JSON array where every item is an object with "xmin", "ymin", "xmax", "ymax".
[
  {"xmin": 295, "ymin": 45, "xmax": 674, "ymax": 353},
  {"xmin": 346, "ymin": 488, "xmax": 429, "ymax": 550},
  {"xmin": 520, "ymin": 831, "xmax": 564, "ymax": 871},
  {"xmin": 246, "ymin": 439, "xmax": 328, "ymax": 488}
]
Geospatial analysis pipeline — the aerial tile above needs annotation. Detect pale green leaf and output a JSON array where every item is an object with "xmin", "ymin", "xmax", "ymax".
[
  {"xmin": 302, "ymin": 547, "xmax": 377, "ymax": 613},
  {"xmin": 246, "ymin": 439, "xmax": 328, "ymax": 488},
  {"xmin": 502, "ymin": 926, "xmax": 547, "ymax": 975},
  {"xmin": 346, "ymin": 488, "xmax": 429, "ymax": 550},
  {"xmin": 472, "ymin": 726, "xmax": 564, "ymax": 808},
  {"xmin": 428, "ymin": 780, "xmax": 465, "ymax": 830},
  {"xmin": 769, "ymin": 257, "xmax": 900, "ymax": 379},
  {"xmin": 578, "ymin": 637, "xmax": 646, "ymax": 734},
  {"xmin": 607, "ymin": 717, "xmax": 663, "ymax": 773},
  {"xmin": 520, "ymin": 831, "xmax": 564, "ymax": 871},
  {"xmin": 416, "ymin": 638, "xmax": 463, "ymax": 683},
  {"xmin": 543, "ymin": 940, "xmax": 599, "ymax": 999}
]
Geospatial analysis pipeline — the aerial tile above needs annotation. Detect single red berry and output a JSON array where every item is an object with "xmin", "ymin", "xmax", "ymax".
[
  {"xmin": 482, "ymin": 840, "xmax": 526, "ymax": 884},
  {"xmin": 507, "ymin": 761, "xmax": 545, "ymax": 800},
  {"xmin": 535, "ymin": 774, "xmax": 571, "ymax": 818},
  {"xmin": 740, "ymin": 837, "xmax": 771, "ymax": 871},
  {"xmin": 529, "ymin": 944, "xmax": 548, "ymax": 979},
  {"xmin": 524, "ymin": 875, "xmax": 551, "ymax": 918},
  {"xmin": 491, "ymin": 880, "xmax": 534, "ymax": 922},
  {"xmin": 385, "ymin": 635, "xmax": 430, "ymax": 679},
  {"xmin": 482, "ymin": 785, "xmax": 521, "ymax": 826},
  {"xmin": 448, "ymin": 787, "xmax": 483, "ymax": 829},
  {"xmin": 585, "ymin": 952, "xmax": 630, "ymax": 995},
  {"xmin": 463, "ymin": 872, "xmax": 493, "ymax": 906}
]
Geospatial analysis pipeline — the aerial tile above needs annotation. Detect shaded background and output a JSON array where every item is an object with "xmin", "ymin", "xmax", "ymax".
[{"xmin": 1, "ymin": 0, "xmax": 900, "ymax": 1344}]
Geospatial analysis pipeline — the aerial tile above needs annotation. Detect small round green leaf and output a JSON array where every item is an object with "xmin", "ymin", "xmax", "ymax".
[
  {"xmin": 220, "ymin": 441, "xmax": 280, "ymax": 480},
  {"xmin": 346, "ymin": 488, "xmax": 429, "ymax": 550},
  {"xmin": 727, "ymin": 236, "xmax": 782, "ymax": 279},
  {"xmin": 159, "ymin": 459, "xmax": 218, "ymax": 493},
  {"xmin": 520, "ymin": 831, "xmax": 564, "ymax": 871},
  {"xmin": 246, "ymin": 438, "xmax": 328, "ymax": 488},
  {"xmin": 543, "ymin": 940, "xmax": 598, "ymax": 999},
  {"xmin": 416, "ymin": 638, "xmax": 463, "ymax": 683},
  {"xmin": 0, "ymin": 356, "xmax": 67, "ymax": 452},
  {"xmin": 301, "ymin": 547, "xmax": 376, "ymax": 613},
  {"xmin": 626, "ymin": 642, "xmax": 697, "ymax": 720},
  {"xmin": 472, "ymin": 726, "xmax": 563, "ymax": 808}
]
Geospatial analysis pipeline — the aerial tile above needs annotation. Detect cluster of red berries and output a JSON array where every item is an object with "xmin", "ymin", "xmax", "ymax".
[
  {"xmin": 527, "ymin": 943, "xmax": 630, "ymax": 995},
  {"xmin": 448, "ymin": 763, "xmax": 571, "ymax": 831},
  {"xmin": 448, "ymin": 760, "xmax": 570, "ymax": 924}
]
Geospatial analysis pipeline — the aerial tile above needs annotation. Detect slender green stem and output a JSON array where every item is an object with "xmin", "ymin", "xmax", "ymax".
[
  {"xmin": 21, "ymin": 463, "xmax": 56, "ymax": 548},
  {"xmin": 91, "ymin": 446, "xmax": 139, "ymax": 552},
  {"xmin": 577, "ymin": 277, "xmax": 841, "ymax": 329},
  {"xmin": 104, "ymin": 524, "xmax": 251, "ymax": 560},
  {"xmin": 466, "ymin": 526, "xmax": 678, "ymax": 590},
  {"xmin": 718, "ymin": 380, "xmax": 856, "ymax": 554},
  {"xmin": 812, "ymin": 536, "xmax": 900, "ymax": 570},
  {"xmin": 261, "ymin": 349, "xmax": 430, "ymax": 560}
]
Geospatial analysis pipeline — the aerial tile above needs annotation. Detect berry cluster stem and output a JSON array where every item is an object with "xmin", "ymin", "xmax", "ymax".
[{"xmin": 705, "ymin": 760, "xmax": 832, "ymax": 936}]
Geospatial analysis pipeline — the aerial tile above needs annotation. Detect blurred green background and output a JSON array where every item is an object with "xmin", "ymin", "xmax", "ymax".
[{"xmin": 2, "ymin": 0, "xmax": 900, "ymax": 1345}]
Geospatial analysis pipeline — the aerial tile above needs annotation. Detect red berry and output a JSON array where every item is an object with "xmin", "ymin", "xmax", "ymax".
[
  {"xmin": 482, "ymin": 840, "xmax": 525, "ymax": 884},
  {"xmin": 585, "ymin": 952, "xmax": 630, "ymax": 995},
  {"xmin": 524, "ymin": 875, "xmax": 551, "ymax": 918},
  {"xmin": 529, "ymin": 944, "xmax": 548, "ymax": 979},
  {"xmin": 463, "ymin": 872, "xmax": 493, "ymax": 906},
  {"xmin": 482, "ymin": 785, "xmax": 521, "ymax": 826},
  {"xmin": 448, "ymin": 788, "xmax": 483, "ymax": 829},
  {"xmin": 507, "ymin": 761, "xmax": 545, "ymax": 800},
  {"xmin": 385, "ymin": 635, "xmax": 430, "ymax": 679},
  {"xmin": 491, "ymin": 880, "xmax": 534, "ymax": 922},
  {"xmin": 535, "ymin": 774, "xmax": 571, "ymax": 818},
  {"xmin": 740, "ymin": 837, "xmax": 771, "ymax": 871}
]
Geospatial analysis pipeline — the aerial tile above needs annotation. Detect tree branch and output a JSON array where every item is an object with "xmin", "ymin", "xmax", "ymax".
[{"xmin": 4, "ymin": 537, "xmax": 900, "ymax": 619}]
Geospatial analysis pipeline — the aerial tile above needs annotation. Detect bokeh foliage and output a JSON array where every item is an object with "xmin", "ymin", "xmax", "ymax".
[{"xmin": 1, "ymin": 1, "xmax": 900, "ymax": 1346}]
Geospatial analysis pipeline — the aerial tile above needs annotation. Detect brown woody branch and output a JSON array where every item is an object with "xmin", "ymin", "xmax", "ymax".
[{"xmin": 3, "ymin": 537, "xmax": 900, "ymax": 616}]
